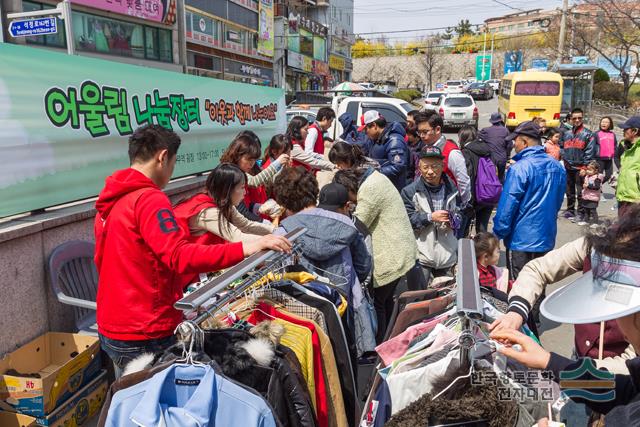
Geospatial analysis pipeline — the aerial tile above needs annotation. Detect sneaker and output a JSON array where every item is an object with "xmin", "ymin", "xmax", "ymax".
[
  {"xmin": 577, "ymin": 221, "xmax": 588, "ymax": 226},
  {"xmin": 563, "ymin": 211, "xmax": 576, "ymax": 219}
]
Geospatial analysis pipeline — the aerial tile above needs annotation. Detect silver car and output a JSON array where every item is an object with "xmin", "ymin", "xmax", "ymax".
[{"xmin": 436, "ymin": 94, "xmax": 479, "ymax": 129}]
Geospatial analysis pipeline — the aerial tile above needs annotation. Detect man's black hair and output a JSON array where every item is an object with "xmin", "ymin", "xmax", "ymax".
[
  {"xmin": 415, "ymin": 111, "xmax": 443, "ymax": 130},
  {"xmin": 571, "ymin": 108, "xmax": 584, "ymax": 116},
  {"xmin": 316, "ymin": 107, "xmax": 336, "ymax": 122},
  {"xmin": 128, "ymin": 124, "xmax": 181, "ymax": 163}
]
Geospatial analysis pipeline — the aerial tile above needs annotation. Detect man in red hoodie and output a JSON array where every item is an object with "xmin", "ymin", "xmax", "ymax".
[{"xmin": 95, "ymin": 125, "xmax": 291, "ymax": 375}]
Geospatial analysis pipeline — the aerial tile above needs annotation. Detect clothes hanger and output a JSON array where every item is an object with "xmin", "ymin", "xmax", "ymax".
[{"xmin": 173, "ymin": 321, "xmax": 207, "ymax": 369}]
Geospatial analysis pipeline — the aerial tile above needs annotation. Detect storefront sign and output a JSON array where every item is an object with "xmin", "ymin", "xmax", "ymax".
[
  {"xmin": 329, "ymin": 55, "xmax": 345, "ymax": 71},
  {"xmin": 287, "ymin": 12, "xmax": 327, "ymax": 36},
  {"xmin": 224, "ymin": 59, "xmax": 274, "ymax": 81},
  {"xmin": 70, "ymin": 0, "xmax": 176, "ymax": 24},
  {"xmin": 186, "ymin": 11, "xmax": 219, "ymax": 47},
  {"xmin": 287, "ymin": 50, "xmax": 303, "ymax": 70},
  {"xmin": 257, "ymin": 0, "xmax": 274, "ymax": 57},
  {"xmin": 0, "ymin": 43, "xmax": 285, "ymax": 218},
  {"xmin": 303, "ymin": 56, "xmax": 313, "ymax": 73},
  {"xmin": 313, "ymin": 60, "xmax": 330, "ymax": 76}
]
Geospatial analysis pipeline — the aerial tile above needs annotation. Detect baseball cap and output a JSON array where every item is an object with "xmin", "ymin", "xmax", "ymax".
[
  {"xmin": 489, "ymin": 112, "xmax": 503, "ymax": 125},
  {"xmin": 505, "ymin": 120, "xmax": 542, "ymax": 141},
  {"xmin": 618, "ymin": 116, "xmax": 640, "ymax": 130},
  {"xmin": 540, "ymin": 252, "xmax": 640, "ymax": 324},
  {"xmin": 318, "ymin": 183, "xmax": 349, "ymax": 212},
  {"xmin": 419, "ymin": 145, "xmax": 445, "ymax": 159},
  {"xmin": 358, "ymin": 110, "xmax": 382, "ymax": 131}
]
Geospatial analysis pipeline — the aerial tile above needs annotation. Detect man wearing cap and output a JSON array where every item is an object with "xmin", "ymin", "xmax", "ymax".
[
  {"xmin": 490, "ymin": 205, "xmax": 640, "ymax": 424},
  {"xmin": 493, "ymin": 121, "xmax": 566, "ymax": 282},
  {"xmin": 401, "ymin": 146, "xmax": 462, "ymax": 285},
  {"xmin": 479, "ymin": 112, "xmax": 512, "ymax": 182},
  {"xmin": 359, "ymin": 110, "xmax": 408, "ymax": 191},
  {"xmin": 616, "ymin": 116, "xmax": 640, "ymax": 218},
  {"xmin": 560, "ymin": 108, "xmax": 597, "ymax": 222}
]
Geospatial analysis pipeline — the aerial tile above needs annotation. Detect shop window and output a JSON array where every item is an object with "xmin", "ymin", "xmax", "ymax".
[
  {"xmin": 72, "ymin": 10, "xmax": 172, "ymax": 62},
  {"xmin": 313, "ymin": 36, "xmax": 326, "ymax": 61},
  {"xmin": 22, "ymin": 1, "xmax": 66, "ymax": 48},
  {"xmin": 228, "ymin": 2, "xmax": 258, "ymax": 29},
  {"xmin": 299, "ymin": 29, "xmax": 313, "ymax": 57}
]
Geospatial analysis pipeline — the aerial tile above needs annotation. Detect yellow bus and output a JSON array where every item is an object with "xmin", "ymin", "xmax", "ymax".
[{"xmin": 498, "ymin": 71, "xmax": 563, "ymax": 130}]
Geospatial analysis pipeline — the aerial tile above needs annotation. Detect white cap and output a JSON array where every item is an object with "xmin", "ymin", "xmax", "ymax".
[{"xmin": 358, "ymin": 110, "xmax": 382, "ymax": 131}]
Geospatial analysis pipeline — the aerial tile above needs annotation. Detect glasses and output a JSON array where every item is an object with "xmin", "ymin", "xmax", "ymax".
[
  {"xmin": 572, "ymin": 116, "xmax": 584, "ymax": 121},
  {"xmin": 417, "ymin": 129, "xmax": 436, "ymax": 136}
]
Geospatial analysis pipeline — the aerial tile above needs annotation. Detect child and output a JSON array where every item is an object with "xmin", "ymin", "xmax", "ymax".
[
  {"xmin": 580, "ymin": 160, "xmax": 605, "ymax": 227},
  {"xmin": 473, "ymin": 232, "xmax": 512, "ymax": 294},
  {"xmin": 544, "ymin": 128, "xmax": 562, "ymax": 161},
  {"xmin": 262, "ymin": 134, "xmax": 292, "ymax": 170}
]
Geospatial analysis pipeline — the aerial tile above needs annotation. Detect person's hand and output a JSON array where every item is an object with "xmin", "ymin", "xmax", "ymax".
[
  {"xmin": 490, "ymin": 329, "xmax": 551, "ymax": 370},
  {"xmin": 258, "ymin": 199, "xmax": 285, "ymax": 218},
  {"xmin": 489, "ymin": 311, "xmax": 524, "ymax": 332},
  {"xmin": 276, "ymin": 154, "xmax": 291, "ymax": 167},
  {"xmin": 431, "ymin": 210, "xmax": 449, "ymax": 223},
  {"xmin": 243, "ymin": 235, "xmax": 292, "ymax": 256},
  {"xmin": 505, "ymin": 159, "xmax": 516, "ymax": 170}
]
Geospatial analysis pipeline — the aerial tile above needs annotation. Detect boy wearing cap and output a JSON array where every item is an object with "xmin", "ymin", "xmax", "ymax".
[
  {"xmin": 359, "ymin": 110, "xmax": 408, "ymax": 191},
  {"xmin": 401, "ymin": 146, "xmax": 461, "ymax": 284},
  {"xmin": 616, "ymin": 116, "xmax": 640, "ymax": 217}
]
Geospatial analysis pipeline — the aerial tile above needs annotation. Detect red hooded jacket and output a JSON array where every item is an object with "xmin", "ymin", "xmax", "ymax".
[{"xmin": 94, "ymin": 168, "xmax": 244, "ymax": 341}]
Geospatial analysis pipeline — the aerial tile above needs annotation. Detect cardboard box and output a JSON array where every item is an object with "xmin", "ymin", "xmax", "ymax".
[
  {"xmin": 0, "ymin": 411, "xmax": 38, "ymax": 426},
  {"xmin": 0, "ymin": 333, "xmax": 101, "ymax": 417},
  {"xmin": 35, "ymin": 370, "xmax": 107, "ymax": 427}
]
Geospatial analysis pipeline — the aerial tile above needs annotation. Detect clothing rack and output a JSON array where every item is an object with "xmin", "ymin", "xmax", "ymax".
[
  {"xmin": 174, "ymin": 227, "xmax": 307, "ymax": 325},
  {"xmin": 455, "ymin": 238, "xmax": 484, "ymax": 369}
]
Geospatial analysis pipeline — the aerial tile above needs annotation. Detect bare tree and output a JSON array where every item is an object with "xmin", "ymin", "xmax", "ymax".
[
  {"xmin": 419, "ymin": 36, "xmax": 444, "ymax": 92},
  {"xmin": 571, "ymin": 0, "xmax": 640, "ymax": 104}
]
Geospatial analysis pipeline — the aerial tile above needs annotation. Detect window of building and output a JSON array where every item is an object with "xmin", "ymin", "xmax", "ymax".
[
  {"xmin": 313, "ymin": 36, "xmax": 326, "ymax": 61},
  {"xmin": 22, "ymin": 1, "xmax": 66, "ymax": 48},
  {"xmin": 299, "ymin": 29, "xmax": 314, "ymax": 57},
  {"xmin": 72, "ymin": 10, "xmax": 172, "ymax": 62},
  {"xmin": 228, "ymin": 2, "xmax": 258, "ymax": 29}
]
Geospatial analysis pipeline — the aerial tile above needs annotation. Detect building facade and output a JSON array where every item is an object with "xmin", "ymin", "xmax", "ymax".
[
  {"xmin": 1, "ymin": 0, "xmax": 182, "ymax": 71},
  {"xmin": 484, "ymin": 8, "xmax": 558, "ymax": 35},
  {"xmin": 184, "ymin": 0, "xmax": 275, "ymax": 86}
]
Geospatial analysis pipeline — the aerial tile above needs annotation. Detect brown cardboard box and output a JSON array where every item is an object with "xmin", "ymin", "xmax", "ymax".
[
  {"xmin": 0, "ymin": 333, "xmax": 101, "ymax": 417},
  {"xmin": 35, "ymin": 370, "xmax": 107, "ymax": 427},
  {"xmin": 0, "ymin": 411, "xmax": 38, "ymax": 426}
]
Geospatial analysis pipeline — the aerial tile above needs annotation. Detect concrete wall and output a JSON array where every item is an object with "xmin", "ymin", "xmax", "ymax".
[{"xmin": 0, "ymin": 176, "xmax": 205, "ymax": 356}]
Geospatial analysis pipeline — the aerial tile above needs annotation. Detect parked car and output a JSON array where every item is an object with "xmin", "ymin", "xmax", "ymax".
[
  {"xmin": 423, "ymin": 91, "xmax": 446, "ymax": 111},
  {"xmin": 487, "ymin": 79, "xmax": 500, "ymax": 91},
  {"xmin": 436, "ymin": 94, "xmax": 479, "ymax": 129},
  {"xmin": 286, "ymin": 107, "xmax": 318, "ymax": 123},
  {"xmin": 444, "ymin": 80, "xmax": 466, "ymax": 93},
  {"xmin": 467, "ymin": 82, "xmax": 494, "ymax": 100}
]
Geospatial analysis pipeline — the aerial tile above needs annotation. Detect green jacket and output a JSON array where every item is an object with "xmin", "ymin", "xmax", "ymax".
[{"xmin": 617, "ymin": 138, "xmax": 640, "ymax": 203}]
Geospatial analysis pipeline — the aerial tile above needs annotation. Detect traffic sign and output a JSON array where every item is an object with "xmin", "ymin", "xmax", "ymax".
[
  {"xmin": 475, "ymin": 55, "xmax": 491, "ymax": 82},
  {"xmin": 9, "ymin": 17, "xmax": 57, "ymax": 37}
]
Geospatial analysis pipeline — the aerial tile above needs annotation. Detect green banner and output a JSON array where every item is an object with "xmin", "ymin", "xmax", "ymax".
[
  {"xmin": 475, "ymin": 55, "xmax": 492, "ymax": 82},
  {"xmin": 0, "ymin": 43, "xmax": 285, "ymax": 218}
]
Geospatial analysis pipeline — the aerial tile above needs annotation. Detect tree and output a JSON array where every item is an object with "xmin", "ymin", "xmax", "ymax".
[
  {"xmin": 352, "ymin": 38, "xmax": 390, "ymax": 58},
  {"xmin": 569, "ymin": 0, "xmax": 640, "ymax": 105},
  {"xmin": 455, "ymin": 19, "xmax": 475, "ymax": 37},
  {"xmin": 420, "ymin": 36, "xmax": 444, "ymax": 91}
]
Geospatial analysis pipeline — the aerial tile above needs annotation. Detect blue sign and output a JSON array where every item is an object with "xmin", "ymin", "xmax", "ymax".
[
  {"xmin": 9, "ymin": 17, "xmax": 57, "ymax": 37},
  {"xmin": 530, "ymin": 58, "xmax": 550, "ymax": 71},
  {"xmin": 597, "ymin": 56, "xmax": 630, "ymax": 78},
  {"xmin": 504, "ymin": 51, "xmax": 523, "ymax": 75},
  {"xmin": 572, "ymin": 56, "xmax": 590, "ymax": 65}
]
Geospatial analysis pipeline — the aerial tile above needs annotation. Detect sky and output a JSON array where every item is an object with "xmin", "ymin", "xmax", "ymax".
[{"xmin": 353, "ymin": 0, "xmax": 565, "ymax": 40}]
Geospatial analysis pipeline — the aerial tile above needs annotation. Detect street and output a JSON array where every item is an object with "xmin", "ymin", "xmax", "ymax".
[{"xmin": 452, "ymin": 97, "xmax": 619, "ymax": 357}]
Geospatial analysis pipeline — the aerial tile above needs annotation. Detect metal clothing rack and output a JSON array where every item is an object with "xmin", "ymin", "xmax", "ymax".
[
  {"xmin": 455, "ymin": 238, "xmax": 484, "ymax": 369},
  {"xmin": 174, "ymin": 227, "xmax": 307, "ymax": 325}
]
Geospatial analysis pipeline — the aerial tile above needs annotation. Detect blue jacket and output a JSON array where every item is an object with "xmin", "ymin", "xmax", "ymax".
[
  {"xmin": 278, "ymin": 208, "xmax": 372, "ymax": 301},
  {"xmin": 338, "ymin": 112, "xmax": 372, "ymax": 154},
  {"xmin": 493, "ymin": 146, "xmax": 567, "ymax": 252},
  {"xmin": 560, "ymin": 125, "xmax": 596, "ymax": 169},
  {"xmin": 369, "ymin": 122, "xmax": 408, "ymax": 190},
  {"xmin": 105, "ymin": 364, "xmax": 277, "ymax": 427}
]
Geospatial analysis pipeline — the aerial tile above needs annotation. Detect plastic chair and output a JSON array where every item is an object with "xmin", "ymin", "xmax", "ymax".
[{"xmin": 48, "ymin": 240, "xmax": 98, "ymax": 336}]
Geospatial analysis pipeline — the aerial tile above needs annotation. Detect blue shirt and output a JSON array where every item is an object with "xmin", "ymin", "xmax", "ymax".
[
  {"xmin": 105, "ymin": 364, "xmax": 277, "ymax": 427},
  {"xmin": 493, "ymin": 145, "xmax": 567, "ymax": 252}
]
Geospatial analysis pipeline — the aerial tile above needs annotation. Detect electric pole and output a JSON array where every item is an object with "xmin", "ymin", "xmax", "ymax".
[{"xmin": 558, "ymin": 0, "xmax": 569, "ymax": 62}]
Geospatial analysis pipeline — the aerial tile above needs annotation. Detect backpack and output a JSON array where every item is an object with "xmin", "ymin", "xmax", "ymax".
[{"xmin": 475, "ymin": 156, "xmax": 502, "ymax": 206}]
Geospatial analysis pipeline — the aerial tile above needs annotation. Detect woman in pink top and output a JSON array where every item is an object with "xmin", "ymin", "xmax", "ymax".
[{"xmin": 594, "ymin": 116, "xmax": 617, "ymax": 182}]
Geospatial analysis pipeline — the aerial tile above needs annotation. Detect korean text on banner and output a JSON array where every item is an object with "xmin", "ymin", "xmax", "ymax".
[
  {"xmin": 0, "ymin": 43, "xmax": 286, "ymax": 218},
  {"xmin": 258, "ymin": 0, "xmax": 274, "ymax": 57}
]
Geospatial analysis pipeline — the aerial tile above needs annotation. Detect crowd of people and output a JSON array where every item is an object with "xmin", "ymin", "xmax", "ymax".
[{"xmin": 93, "ymin": 101, "xmax": 640, "ymax": 424}]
